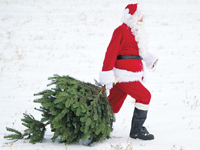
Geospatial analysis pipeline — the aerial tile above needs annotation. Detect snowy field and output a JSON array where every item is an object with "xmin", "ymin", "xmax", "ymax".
[{"xmin": 1, "ymin": 0, "xmax": 200, "ymax": 149}]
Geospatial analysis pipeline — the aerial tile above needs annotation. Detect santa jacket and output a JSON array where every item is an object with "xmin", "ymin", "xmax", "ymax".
[{"xmin": 100, "ymin": 23, "xmax": 157, "ymax": 85}]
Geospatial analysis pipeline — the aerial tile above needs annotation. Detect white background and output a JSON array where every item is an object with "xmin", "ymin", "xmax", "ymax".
[{"xmin": 1, "ymin": 0, "xmax": 200, "ymax": 149}]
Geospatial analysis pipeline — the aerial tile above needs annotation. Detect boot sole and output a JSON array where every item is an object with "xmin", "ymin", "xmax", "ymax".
[{"xmin": 130, "ymin": 136, "xmax": 154, "ymax": 140}]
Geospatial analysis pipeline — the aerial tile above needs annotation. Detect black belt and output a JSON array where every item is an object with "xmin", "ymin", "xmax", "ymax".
[{"xmin": 116, "ymin": 55, "xmax": 143, "ymax": 60}]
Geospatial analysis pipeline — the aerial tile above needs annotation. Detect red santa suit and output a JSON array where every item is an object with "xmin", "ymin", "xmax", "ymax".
[{"xmin": 99, "ymin": 4, "xmax": 158, "ymax": 113}]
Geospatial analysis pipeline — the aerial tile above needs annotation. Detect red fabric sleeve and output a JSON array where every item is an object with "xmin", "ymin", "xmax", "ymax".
[{"xmin": 102, "ymin": 28, "xmax": 122, "ymax": 71}]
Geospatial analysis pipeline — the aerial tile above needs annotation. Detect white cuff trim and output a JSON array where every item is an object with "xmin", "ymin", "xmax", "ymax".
[
  {"xmin": 135, "ymin": 102, "xmax": 149, "ymax": 110},
  {"xmin": 99, "ymin": 70, "xmax": 115, "ymax": 85}
]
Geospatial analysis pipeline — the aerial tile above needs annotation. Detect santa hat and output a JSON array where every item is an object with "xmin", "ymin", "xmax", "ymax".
[
  {"xmin": 121, "ymin": 3, "xmax": 144, "ymax": 25},
  {"xmin": 125, "ymin": 4, "xmax": 138, "ymax": 15}
]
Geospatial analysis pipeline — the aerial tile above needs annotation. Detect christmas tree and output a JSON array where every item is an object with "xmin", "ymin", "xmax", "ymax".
[{"xmin": 4, "ymin": 74, "xmax": 115, "ymax": 145}]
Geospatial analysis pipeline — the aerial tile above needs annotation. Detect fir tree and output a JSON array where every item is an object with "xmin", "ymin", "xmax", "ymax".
[{"xmin": 4, "ymin": 74, "xmax": 115, "ymax": 145}]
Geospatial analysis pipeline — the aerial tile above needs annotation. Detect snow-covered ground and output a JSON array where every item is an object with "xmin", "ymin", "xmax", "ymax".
[{"xmin": 1, "ymin": 0, "xmax": 200, "ymax": 149}]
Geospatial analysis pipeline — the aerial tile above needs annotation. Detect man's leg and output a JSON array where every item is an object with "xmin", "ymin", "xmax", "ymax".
[
  {"xmin": 117, "ymin": 81, "xmax": 154, "ymax": 140},
  {"xmin": 108, "ymin": 84, "xmax": 127, "ymax": 113}
]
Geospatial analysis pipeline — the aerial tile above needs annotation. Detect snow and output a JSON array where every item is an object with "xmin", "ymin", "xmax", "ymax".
[{"xmin": 1, "ymin": 0, "xmax": 200, "ymax": 149}]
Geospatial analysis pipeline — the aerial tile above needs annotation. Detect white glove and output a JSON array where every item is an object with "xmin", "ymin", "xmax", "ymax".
[{"xmin": 105, "ymin": 83, "xmax": 113, "ymax": 90}]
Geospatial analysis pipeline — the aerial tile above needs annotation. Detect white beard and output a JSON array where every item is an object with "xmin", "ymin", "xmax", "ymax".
[{"xmin": 121, "ymin": 12, "xmax": 148, "ymax": 59}]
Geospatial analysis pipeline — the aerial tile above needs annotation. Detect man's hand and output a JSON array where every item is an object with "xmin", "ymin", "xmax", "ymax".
[
  {"xmin": 105, "ymin": 83, "xmax": 113, "ymax": 90},
  {"xmin": 105, "ymin": 77, "xmax": 120, "ymax": 90}
]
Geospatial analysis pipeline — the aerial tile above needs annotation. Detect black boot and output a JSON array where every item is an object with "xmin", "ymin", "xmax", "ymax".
[{"xmin": 130, "ymin": 107, "xmax": 154, "ymax": 140}]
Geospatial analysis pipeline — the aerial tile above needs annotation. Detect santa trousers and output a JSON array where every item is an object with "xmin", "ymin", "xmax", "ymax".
[{"xmin": 108, "ymin": 81, "xmax": 151, "ymax": 113}]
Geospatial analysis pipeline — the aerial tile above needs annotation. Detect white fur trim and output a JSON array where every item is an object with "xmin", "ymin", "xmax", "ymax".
[
  {"xmin": 99, "ymin": 70, "xmax": 115, "ymax": 85},
  {"xmin": 135, "ymin": 102, "xmax": 149, "ymax": 110},
  {"xmin": 123, "ymin": 8, "xmax": 131, "ymax": 21},
  {"xmin": 113, "ymin": 67, "xmax": 143, "ymax": 83}
]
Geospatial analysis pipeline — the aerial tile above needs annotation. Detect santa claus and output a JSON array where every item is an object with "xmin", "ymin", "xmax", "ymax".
[{"xmin": 99, "ymin": 3, "xmax": 158, "ymax": 140}]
